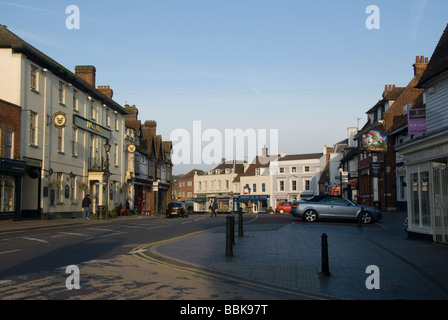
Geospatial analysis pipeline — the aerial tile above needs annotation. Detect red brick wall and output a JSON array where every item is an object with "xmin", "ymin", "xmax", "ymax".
[{"xmin": 0, "ymin": 99, "xmax": 21, "ymax": 159}]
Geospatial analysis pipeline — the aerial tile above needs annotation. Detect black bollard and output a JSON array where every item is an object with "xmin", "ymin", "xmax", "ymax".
[
  {"xmin": 238, "ymin": 207, "xmax": 244, "ymax": 238},
  {"xmin": 321, "ymin": 233, "xmax": 330, "ymax": 275},
  {"xmin": 226, "ymin": 215, "xmax": 233, "ymax": 257},
  {"xmin": 231, "ymin": 215, "xmax": 235, "ymax": 245}
]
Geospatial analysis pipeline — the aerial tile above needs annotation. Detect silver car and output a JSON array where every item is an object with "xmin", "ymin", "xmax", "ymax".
[{"xmin": 290, "ymin": 195, "xmax": 382, "ymax": 224}]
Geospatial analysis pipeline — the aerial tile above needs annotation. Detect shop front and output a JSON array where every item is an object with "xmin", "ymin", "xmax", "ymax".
[
  {"xmin": 0, "ymin": 159, "xmax": 26, "ymax": 220},
  {"xmin": 397, "ymin": 132, "xmax": 448, "ymax": 243},
  {"xmin": 233, "ymin": 195, "xmax": 270, "ymax": 214}
]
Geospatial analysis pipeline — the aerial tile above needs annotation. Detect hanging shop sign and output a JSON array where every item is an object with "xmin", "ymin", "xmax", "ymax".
[
  {"xmin": 53, "ymin": 112, "xmax": 67, "ymax": 128},
  {"xmin": 127, "ymin": 144, "xmax": 136, "ymax": 153},
  {"xmin": 361, "ymin": 129, "xmax": 387, "ymax": 152}
]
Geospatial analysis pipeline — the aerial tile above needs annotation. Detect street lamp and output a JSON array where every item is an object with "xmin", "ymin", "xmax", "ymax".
[{"xmin": 104, "ymin": 139, "xmax": 111, "ymax": 219}]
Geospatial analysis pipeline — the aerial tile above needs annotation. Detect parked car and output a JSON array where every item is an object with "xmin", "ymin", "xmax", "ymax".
[
  {"xmin": 276, "ymin": 202, "xmax": 292, "ymax": 214},
  {"xmin": 166, "ymin": 202, "xmax": 188, "ymax": 218},
  {"xmin": 290, "ymin": 195, "xmax": 382, "ymax": 224}
]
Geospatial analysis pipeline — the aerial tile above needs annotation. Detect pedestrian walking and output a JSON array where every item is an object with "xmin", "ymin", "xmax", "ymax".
[
  {"xmin": 126, "ymin": 199, "xmax": 131, "ymax": 216},
  {"xmin": 209, "ymin": 198, "xmax": 218, "ymax": 217},
  {"xmin": 82, "ymin": 194, "xmax": 92, "ymax": 221}
]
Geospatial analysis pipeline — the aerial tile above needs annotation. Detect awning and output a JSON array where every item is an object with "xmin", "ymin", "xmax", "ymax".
[{"xmin": 237, "ymin": 195, "xmax": 269, "ymax": 202}]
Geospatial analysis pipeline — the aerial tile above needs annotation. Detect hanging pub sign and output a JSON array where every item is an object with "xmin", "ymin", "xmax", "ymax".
[
  {"xmin": 53, "ymin": 112, "xmax": 67, "ymax": 128},
  {"xmin": 408, "ymin": 108, "xmax": 426, "ymax": 134},
  {"xmin": 361, "ymin": 129, "xmax": 387, "ymax": 152}
]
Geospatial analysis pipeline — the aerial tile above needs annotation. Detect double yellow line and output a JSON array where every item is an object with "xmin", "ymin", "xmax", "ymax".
[{"xmin": 130, "ymin": 227, "xmax": 333, "ymax": 300}]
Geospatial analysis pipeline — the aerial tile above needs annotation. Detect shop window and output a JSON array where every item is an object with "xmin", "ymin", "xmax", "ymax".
[
  {"xmin": 410, "ymin": 170, "xmax": 431, "ymax": 228},
  {"xmin": 1, "ymin": 176, "xmax": 15, "ymax": 212}
]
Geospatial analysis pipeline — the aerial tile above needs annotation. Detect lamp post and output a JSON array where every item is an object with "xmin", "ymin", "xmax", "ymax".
[
  {"xmin": 338, "ymin": 167, "xmax": 343, "ymax": 197},
  {"xmin": 104, "ymin": 139, "xmax": 111, "ymax": 220}
]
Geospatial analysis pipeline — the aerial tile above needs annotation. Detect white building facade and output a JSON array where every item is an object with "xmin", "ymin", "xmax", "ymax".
[
  {"xmin": 0, "ymin": 26, "xmax": 130, "ymax": 219},
  {"xmin": 270, "ymin": 153, "xmax": 323, "ymax": 208},
  {"xmin": 396, "ymin": 25, "xmax": 448, "ymax": 243}
]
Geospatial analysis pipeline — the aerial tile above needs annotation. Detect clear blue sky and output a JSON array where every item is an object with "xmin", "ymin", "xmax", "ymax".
[{"xmin": 1, "ymin": 0, "xmax": 447, "ymax": 174}]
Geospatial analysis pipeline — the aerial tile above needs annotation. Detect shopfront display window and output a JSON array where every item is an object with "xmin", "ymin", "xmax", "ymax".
[
  {"xmin": 0, "ymin": 175, "xmax": 15, "ymax": 212},
  {"xmin": 409, "ymin": 167, "xmax": 431, "ymax": 229}
]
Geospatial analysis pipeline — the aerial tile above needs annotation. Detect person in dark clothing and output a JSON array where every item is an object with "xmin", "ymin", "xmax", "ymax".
[
  {"xmin": 209, "ymin": 198, "xmax": 218, "ymax": 217},
  {"xmin": 82, "ymin": 194, "xmax": 92, "ymax": 221}
]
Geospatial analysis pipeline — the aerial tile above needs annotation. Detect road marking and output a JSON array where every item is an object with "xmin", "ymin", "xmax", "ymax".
[
  {"xmin": 57, "ymin": 232, "xmax": 89, "ymax": 237},
  {"xmin": 0, "ymin": 249, "xmax": 22, "ymax": 255},
  {"xmin": 147, "ymin": 225, "xmax": 171, "ymax": 230},
  {"xmin": 87, "ymin": 228, "xmax": 114, "ymax": 232},
  {"xmin": 129, "ymin": 248, "xmax": 148, "ymax": 254},
  {"xmin": 22, "ymin": 237, "xmax": 49, "ymax": 244},
  {"xmin": 131, "ymin": 226, "xmax": 333, "ymax": 301},
  {"xmin": 86, "ymin": 232, "xmax": 127, "ymax": 240}
]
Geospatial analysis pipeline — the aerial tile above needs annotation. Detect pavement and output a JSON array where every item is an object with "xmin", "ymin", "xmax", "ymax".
[{"xmin": 1, "ymin": 211, "xmax": 448, "ymax": 300}]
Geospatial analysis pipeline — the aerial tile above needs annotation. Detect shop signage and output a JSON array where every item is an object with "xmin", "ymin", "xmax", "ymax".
[
  {"xmin": 408, "ymin": 108, "xmax": 426, "ymax": 134},
  {"xmin": 371, "ymin": 163, "xmax": 381, "ymax": 177},
  {"xmin": 74, "ymin": 115, "xmax": 111, "ymax": 139},
  {"xmin": 361, "ymin": 129, "xmax": 387, "ymax": 152},
  {"xmin": 53, "ymin": 112, "xmax": 67, "ymax": 128}
]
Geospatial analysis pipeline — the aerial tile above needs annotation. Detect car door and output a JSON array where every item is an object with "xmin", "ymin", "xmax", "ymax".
[
  {"xmin": 327, "ymin": 197, "xmax": 358, "ymax": 219},
  {"xmin": 313, "ymin": 198, "xmax": 331, "ymax": 218}
]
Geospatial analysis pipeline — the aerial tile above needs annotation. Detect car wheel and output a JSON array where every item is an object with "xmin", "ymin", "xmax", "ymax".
[
  {"xmin": 360, "ymin": 211, "xmax": 372, "ymax": 224},
  {"xmin": 304, "ymin": 210, "xmax": 317, "ymax": 222},
  {"xmin": 279, "ymin": 209, "xmax": 285, "ymax": 214}
]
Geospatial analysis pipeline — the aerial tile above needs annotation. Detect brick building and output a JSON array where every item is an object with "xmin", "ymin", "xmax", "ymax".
[
  {"xmin": 356, "ymin": 56, "xmax": 428, "ymax": 211},
  {"xmin": 0, "ymin": 99, "xmax": 26, "ymax": 219}
]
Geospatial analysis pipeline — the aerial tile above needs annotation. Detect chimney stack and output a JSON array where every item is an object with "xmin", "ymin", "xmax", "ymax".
[
  {"xmin": 75, "ymin": 65, "xmax": 96, "ymax": 88},
  {"xmin": 97, "ymin": 85, "xmax": 113, "ymax": 99},
  {"xmin": 413, "ymin": 55, "xmax": 429, "ymax": 76},
  {"xmin": 124, "ymin": 104, "xmax": 138, "ymax": 122},
  {"xmin": 384, "ymin": 84, "xmax": 396, "ymax": 92},
  {"xmin": 143, "ymin": 120, "xmax": 157, "ymax": 135}
]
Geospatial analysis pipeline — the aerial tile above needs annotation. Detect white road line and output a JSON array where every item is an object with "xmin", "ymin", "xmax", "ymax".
[
  {"xmin": 86, "ymin": 232, "xmax": 127, "ymax": 240},
  {"xmin": 87, "ymin": 228, "xmax": 114, "ymax": 232},
  {"xmin": 121, "ymin": 225, "xmax": 147, "ymax": 229},
  {"xmin": 147, "ymin": 225, "xmax": 171, "ymax": 230},
  {"xmin": 0, "ymin": 249, "xmax": 22, "ymax": 255},
  {"xmin": 129, "ymin": 249, "xmax": 148, "ymax": 254},
  {"xmin": 57, "ymin": 232, "xmax": 89, "ymax": 237},
  {"xmin": 22, "ymin": 237, "xmax": 49, "ymax": 244}
]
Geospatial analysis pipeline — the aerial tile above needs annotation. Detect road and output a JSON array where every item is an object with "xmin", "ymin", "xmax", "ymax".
[{"xmin": 0, "ymin": 214, "xmax": 303, "ymax": 300}]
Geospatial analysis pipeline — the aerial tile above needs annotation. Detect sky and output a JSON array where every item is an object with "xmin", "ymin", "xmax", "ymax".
[{"xmin": 1, "ymin": 0, "xmax": 447, "ymax": 175}]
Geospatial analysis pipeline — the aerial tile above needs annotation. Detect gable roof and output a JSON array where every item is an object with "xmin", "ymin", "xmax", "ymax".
[
  {"xmin": 278, "ymin": 153, "xmax": 323, "ymax": 162},
  {"xmin": 417, "ymin": 24, "xmax": 448, "ymax": 87}
]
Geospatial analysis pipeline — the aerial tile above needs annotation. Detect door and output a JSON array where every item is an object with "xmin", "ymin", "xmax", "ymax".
[
  {"xmin": 326, "ymin": 196, "xmax": 359, "ymax": 219},
  {"xmin": 433, "ymin": 163, "xmax": 448, "ymax": 244}
]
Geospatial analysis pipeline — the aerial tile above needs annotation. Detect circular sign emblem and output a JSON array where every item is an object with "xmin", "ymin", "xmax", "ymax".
[
  {"xmin": 53, "ymin": 112, "xmax": 67, "ymax": 128},
  {"xmin": 127, "ymin": 144, "xmax": 136, "ymax": 153}
]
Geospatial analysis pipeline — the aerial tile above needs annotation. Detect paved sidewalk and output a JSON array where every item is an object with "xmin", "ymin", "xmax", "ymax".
[{"xmin": 155, "ymin": 212, "xmax": 448, "ymax": 300}]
